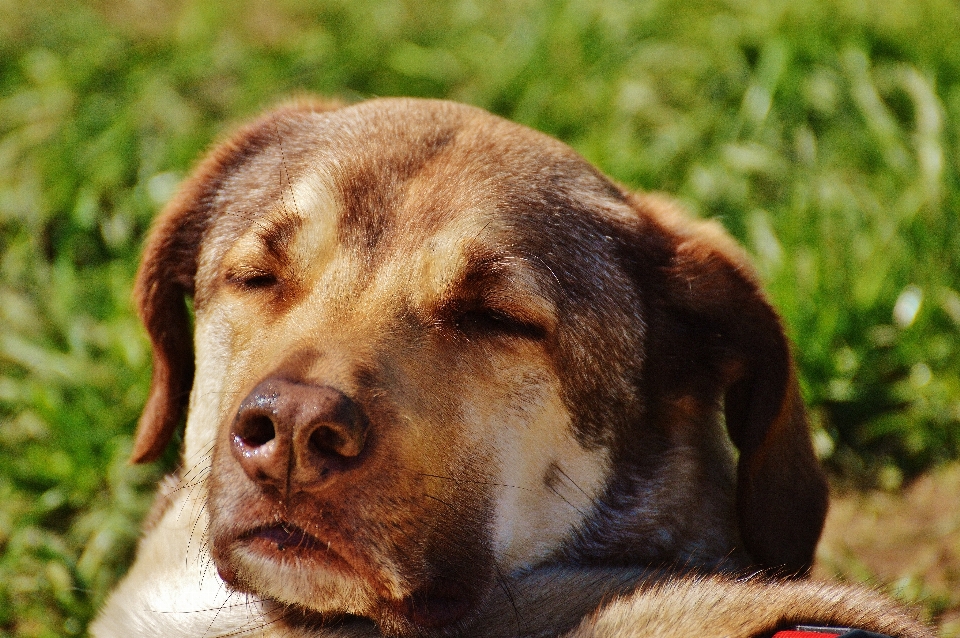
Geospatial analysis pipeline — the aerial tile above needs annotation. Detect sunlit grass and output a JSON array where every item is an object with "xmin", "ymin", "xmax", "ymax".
[{"xmin": 1, "ymin": 0, "xmax": 958, "ymax": 634}]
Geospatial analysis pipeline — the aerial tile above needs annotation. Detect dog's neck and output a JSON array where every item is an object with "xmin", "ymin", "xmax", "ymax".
[{"xmin": 261, "ymin": 566, "xmax": 658, "ymax": 638}]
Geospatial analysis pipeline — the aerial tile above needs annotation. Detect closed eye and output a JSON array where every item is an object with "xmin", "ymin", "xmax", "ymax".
[
  {"xmin": 454, "ymin": 308, "xmax": 546, "ymax": 341},
  {"xmin": 226, "ymin": 269, "xmax": 279, "ymax": 290}
]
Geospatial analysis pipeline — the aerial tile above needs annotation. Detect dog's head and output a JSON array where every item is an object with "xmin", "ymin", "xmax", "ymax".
[{"xmin": 130, "ymin": 98, "xmax": 827, "ymax": 635}]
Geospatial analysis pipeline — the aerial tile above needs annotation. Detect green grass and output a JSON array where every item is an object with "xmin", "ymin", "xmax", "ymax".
[{"xmin": 1, "ymin": 0, "xmax": 958, "ymax": 635}]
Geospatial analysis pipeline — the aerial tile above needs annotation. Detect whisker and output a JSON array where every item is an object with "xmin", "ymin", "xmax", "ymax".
[
  {"xmin": 527, "ymin": 253, "xmax": 562, "ymax": 287},
  {"xmin": 184, "ymin": 502, "xmax": 207, "ymax": 569},
  {"xmin": 275, "ymin": 120, "xmax": 303, "ymax": 220},
  {"xmin": 545, "ymin": 482, "xmax": 588, "ymax": 517},
  {"xmin": 419, "ymin": 473, "xmax": 536, "ymax": 493},
  {"xmin": 554, "ymin": 465, "xmax": 592, "ymax": 500},
  {"xmin": 155, "ymin": 599, "xmax": 265, "ymax": 614},
  {"xmin": 203, "ymin": 588, "xmax": 239, "ymax": 638},
  {"xmin": 224, "ymin": 209, "xmax": 272, "ymax": 234},
  {"xmin": 493, "ymin": 560, "xmax": 522, "ymax": 637},
  {"xmin": 423, "ymin": 493, "xmax": 456, "ymax": 511}
]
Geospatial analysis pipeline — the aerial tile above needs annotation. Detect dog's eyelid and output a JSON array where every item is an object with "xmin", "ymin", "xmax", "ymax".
[
  {"xmin": 452, "ymin": 304, "xmax": 548, "ymax": 340},
  {"xmin": 481, "ymin": 285, "xmax": 557, "ymax": 334},
  {"xmin": 220, "ymin": 230, "xmax": 291, "ymax": 292},
  {"xmin": 225, "ymin": 266, "xmax": 280, "ymax": 290}
]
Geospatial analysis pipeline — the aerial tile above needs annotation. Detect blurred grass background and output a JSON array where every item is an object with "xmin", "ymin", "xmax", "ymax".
[{"xmin": 0, "ymin": 0, "xmax": 958, "ymax": 635}]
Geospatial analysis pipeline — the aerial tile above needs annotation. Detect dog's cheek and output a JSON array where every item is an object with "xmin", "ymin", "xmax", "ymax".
[
  {"xmin": 189, "ymin": 306, "xmax": 289, "ymax": 591},
  {"xmin": 461, "ymin": 351, "xmax": 612, "ymax": 572},
  {"xmin": 206, "ymin": 423, "xmax": 260, "ymax": 589},
  {"xmin": 180, "ymin": 302, "xmax": 250, "ymax": 472},
  {"xmin": 353, "ymin": 336, "xmax": 503, "ymax": 606}
]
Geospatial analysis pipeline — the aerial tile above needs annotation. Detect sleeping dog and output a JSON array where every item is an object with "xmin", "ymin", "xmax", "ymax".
[{"xmin": 93, "ymin": 98, "xmax": 930, "ymax": 638}]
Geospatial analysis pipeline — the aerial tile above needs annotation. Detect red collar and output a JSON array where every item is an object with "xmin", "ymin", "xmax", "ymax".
[{"xmin": 773, "ymin": 627, "xmax": 893, "ymax": 638}]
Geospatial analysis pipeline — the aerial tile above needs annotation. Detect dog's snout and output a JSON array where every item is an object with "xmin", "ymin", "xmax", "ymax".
[{"xmin": 231, "ymin": 378, "xmax": 369, "ymax": 491}]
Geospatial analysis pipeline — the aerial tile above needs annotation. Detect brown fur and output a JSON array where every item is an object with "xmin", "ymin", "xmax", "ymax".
[{"xmin": 93, "ymin": 98, "xmax": 928, "ymax": 638}]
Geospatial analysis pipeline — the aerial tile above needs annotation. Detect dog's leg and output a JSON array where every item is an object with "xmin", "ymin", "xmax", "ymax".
[{"xmin": 560, "ymin": 573, "xmax": 933, "ymax": 638}]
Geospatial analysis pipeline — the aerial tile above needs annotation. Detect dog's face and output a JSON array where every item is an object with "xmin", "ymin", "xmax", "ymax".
[{"xmin": 130, "ymin": 98, "xmax": 828, "ymax": 636}]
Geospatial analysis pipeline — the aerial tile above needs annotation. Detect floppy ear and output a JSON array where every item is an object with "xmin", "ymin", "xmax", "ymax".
[
  {"xmin": 627, "ymin": 194, "xmax": 828, "ymax": 575},
  {"xmin": 129, "ymin": 172, "xmax": 211, "ymax": 464},
  {"xmin": 130, "ymin": 97, "xmax": 345, "ymax": 463}
]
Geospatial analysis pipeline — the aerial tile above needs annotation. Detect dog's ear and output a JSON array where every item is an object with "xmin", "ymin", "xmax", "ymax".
[
  {"xmin": 129, "ymin": 169, "xmax": 210, "ymax": 464},
  {"xmin": 626, "ymin": 193, "xmax": 828, "ymax": 575},
  {"xmin": 130, "ymin": 98, "xmax": 344, "ymax": 464}
]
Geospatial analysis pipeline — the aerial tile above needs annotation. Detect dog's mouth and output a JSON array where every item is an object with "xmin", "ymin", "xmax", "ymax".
[
  {"xmin": 239, "ymin": 524, "xmax": 351, "ymax": 567},
  {"xmin": 246, "ymin": 524, "xmax": 324, "ymax": 552},
  {"xmin": 211, "ymin": 521, "xmax": 363, "ymax": 592},
  {"xmin": 223, "ymin": 523, "xmax": 477, "ymax": 633},
  {"xmin": 229, "ymin": 524, "xmax": 473, "ymax": 628}
]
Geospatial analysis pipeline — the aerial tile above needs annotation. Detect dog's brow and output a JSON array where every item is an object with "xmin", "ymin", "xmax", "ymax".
[
  {"xmin": 461, "ymin": 252, "xmax": 509, "ymax": 286},
  {"xmin": 253, "ymin": 210, "xmax": 303, "ymax": 262},
  {"xmin": 434, "ymin": 249, "xmax": 556, "ymax": 326},
  {"xmin": 435, "ymin": 248, "xmax": 513, "ymax": 301}
]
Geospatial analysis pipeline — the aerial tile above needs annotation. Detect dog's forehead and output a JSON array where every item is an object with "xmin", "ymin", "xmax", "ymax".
[
  {"xmin": 215, "ymin": 99, "xmax": 627, "ymax": 231},
  {"xmin": 201, "ymin": 99, "xmax": 635, "ymax": 303},
  {"xmin": 230, "ymin": 169, "xmax": 556, "ymax": 322}
]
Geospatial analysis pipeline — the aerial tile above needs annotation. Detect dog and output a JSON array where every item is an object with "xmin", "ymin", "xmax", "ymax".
[{"xmin": 92, "ymin": 98, "xmax": 931, "ymax": 638}]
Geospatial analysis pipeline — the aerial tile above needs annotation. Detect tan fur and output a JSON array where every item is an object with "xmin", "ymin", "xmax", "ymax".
[
  {"xmin": 93, "ymin": 98, "xmax": 928, "ymax": 638},
  {"xmin": 563, "ymin": 573, "xmax": 931, "ymax": 638}
]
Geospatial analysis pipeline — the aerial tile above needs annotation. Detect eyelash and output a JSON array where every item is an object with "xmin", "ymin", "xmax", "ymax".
[
  {"xmin": 453, "ymin": 308, "xmax": 546, "ymax": 340},
  {"xmin": 227, "ymin": 270, "xmax": 278, "ymax": 290}
]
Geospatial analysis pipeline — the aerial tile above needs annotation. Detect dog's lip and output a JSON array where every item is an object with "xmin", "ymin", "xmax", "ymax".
[
  {"xmin": 237, "ymin": 523, "xmax": 357, "ymax": 572},
  {"xmin": 235, "ymin": 526, "xmax": 475, "ymax": 629},
  {"xmin": 242, "ymin": 524, "xmax": 327, "ymax": 552}
]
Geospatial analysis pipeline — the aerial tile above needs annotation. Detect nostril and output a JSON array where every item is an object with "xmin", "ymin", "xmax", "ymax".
[
  {"xmin": 309, "ymin": 425, "xmax": 346, "ymax": 457},
  {"xmin": 308, "ymin": 424, "xmax": 364, "ymax": 458},
  {"xmin": 235, "ymin": 414, "xmax": 276, "ymax": 448}
]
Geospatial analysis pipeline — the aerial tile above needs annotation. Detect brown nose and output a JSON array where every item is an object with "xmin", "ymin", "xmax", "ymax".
[{"xmin": 230, "ymin": 378, "xmax": 368, "ymax": 492}]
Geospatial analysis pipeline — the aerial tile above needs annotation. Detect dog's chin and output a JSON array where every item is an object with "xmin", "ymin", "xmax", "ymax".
[
  {"xmin": 213, "ymin": 526, "xmax": 481, "ymax": 637},
  {"xmin": 378, "ymin": 578, "xmax": 478, "ymax": 635}
]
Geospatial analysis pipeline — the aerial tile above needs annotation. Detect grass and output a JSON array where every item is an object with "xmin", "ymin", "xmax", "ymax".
[
  {"xmin": 0, "ymin": 0, "xmax": 958, "ymax": 635},
  {"xmin": 816, "ymin": 465, "xmax": 960, "ymax": 637}
]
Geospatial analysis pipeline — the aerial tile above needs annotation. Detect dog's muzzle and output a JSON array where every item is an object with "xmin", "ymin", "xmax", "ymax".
[{"xmin": 230, "ymin": 377, "xmax": 369, "ymax": 492}]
